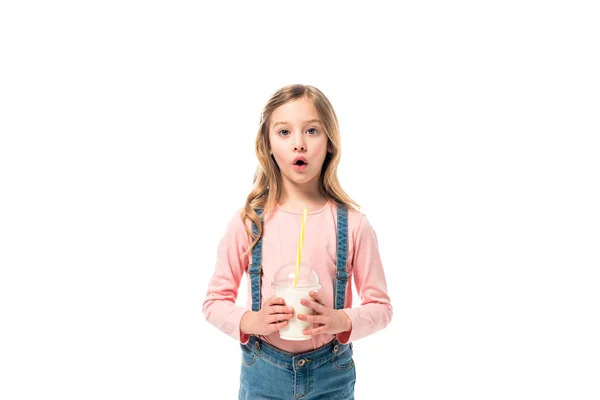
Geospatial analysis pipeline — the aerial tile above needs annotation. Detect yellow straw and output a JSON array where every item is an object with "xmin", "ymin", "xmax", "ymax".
[
  {"xmin": 294, "ymin": 237, "xmax": 301, "ymax": 287},
  {"xmin": 293, "ymin": 208, "xmax": 308, "ymax": 287}
]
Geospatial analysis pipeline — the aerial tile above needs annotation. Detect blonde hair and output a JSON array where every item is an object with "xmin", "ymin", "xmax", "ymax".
[{"xmin": 241, "ymin": 84, "xmax": 359, "ymax": 255}]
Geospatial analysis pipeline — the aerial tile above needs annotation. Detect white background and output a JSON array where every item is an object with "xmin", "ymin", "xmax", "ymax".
[{"xmin": 1, "ymin": 1, "xmax": 599, "ymax": 399}]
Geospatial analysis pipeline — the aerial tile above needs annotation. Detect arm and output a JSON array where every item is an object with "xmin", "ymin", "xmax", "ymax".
[
  {"xmin": 202, "ymin": 210, "xmax": 252, "ymax": 344},
  {"xmin": 336, "ymin": 213, "xmax": 393, "ymax": 344}
]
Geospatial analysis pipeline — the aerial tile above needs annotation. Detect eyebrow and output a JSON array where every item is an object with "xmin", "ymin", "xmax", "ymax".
[{"xmin": 272, "ymin": 119, "xmax": 322, "ymax": 129}]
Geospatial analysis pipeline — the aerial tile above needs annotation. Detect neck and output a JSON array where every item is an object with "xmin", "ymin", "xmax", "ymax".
[{"xmin": 279, "ymin": 177, "xmax": 327, "ymax": 212}]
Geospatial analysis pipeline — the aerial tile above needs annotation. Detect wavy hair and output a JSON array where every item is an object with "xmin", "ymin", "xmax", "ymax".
[{"xmin": 241, "ymin": 84, "xmax": 359, "ymax": 256}]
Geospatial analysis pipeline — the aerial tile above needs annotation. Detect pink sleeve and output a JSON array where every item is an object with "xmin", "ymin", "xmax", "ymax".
[
  {"xmin": 202, "ymin": 210, "xmax": 252, "ymax": 344},
  {"xmin": 337, "ymin": 214, "xmax": 393, "ymax": 344}
]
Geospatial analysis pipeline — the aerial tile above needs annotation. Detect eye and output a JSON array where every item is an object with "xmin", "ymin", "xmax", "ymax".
[
  {"xmin": 278, "ymin": 129, "xmax": 290, "ymax": 137},
  {"xmin": 307, "ymin": 128, "xmax": 318, "ymax": 135}
]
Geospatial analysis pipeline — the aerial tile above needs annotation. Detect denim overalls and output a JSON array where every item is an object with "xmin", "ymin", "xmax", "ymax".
[{"xmin": 239, "ymin": 206, "xmax": 356, "ymax": 400}]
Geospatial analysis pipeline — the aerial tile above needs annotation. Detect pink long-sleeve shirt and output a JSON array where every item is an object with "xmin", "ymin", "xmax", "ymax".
[{"xmin": 202, "ymin": 200, "xmax": 392, "ymax": 354}]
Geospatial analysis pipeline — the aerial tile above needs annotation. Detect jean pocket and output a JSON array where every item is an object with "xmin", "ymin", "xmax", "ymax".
[
  {"xmin": 240, "ymin": 343, "xmax": 257, "ymax": 366},
  {"xmin": 333, "ymin": 344, "xmax": 354, "ymax": 370}
]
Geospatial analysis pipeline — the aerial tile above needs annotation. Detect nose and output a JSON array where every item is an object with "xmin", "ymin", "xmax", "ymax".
[{"xmin": 293, "ymin": 133, "xmax": 306, "ymax": 152}]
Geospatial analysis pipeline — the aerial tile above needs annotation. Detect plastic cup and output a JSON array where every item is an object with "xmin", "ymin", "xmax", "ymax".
[{"xmin": 271, "ymin": 262, "xmax": 322, "ymax": 341}]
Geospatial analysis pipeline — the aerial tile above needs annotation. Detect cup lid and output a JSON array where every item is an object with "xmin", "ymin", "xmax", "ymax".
[{"xmin": 272, "ymin": 262, "xmax": 321, "ymax": 288}]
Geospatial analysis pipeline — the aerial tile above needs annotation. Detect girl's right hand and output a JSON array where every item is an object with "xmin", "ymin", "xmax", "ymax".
[{"xmin": 240, "ymin": 296, "xmax": 294, "ymax": 336}]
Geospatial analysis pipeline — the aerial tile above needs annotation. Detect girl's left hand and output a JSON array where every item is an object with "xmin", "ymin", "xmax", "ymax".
[{"xmin": 297, "ymin": 291, "xmax": 352, "ymax": 336}]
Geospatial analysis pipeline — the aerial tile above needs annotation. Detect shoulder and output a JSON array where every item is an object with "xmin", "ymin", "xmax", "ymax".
[
  {"xmin": 345, "ymin": 206, "xmax": 377, "ymax": 239},
  {"xmin": 226, "ymin": 206, "xmax": 267, "ymax": 235},
  {"xmin": 222, "ymin": 207, "xmax": 248, "ymax": 234}
]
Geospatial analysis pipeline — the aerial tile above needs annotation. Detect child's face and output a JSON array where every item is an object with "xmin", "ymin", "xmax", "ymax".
[{"xmin": 269, "ymin": 96, "xmax": 329, "ymax": 189}]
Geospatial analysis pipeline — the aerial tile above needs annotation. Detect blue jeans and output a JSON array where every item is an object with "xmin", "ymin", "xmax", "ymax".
[{"xmin": 239, "ymin": 335, "xmax": 356, "ymax": 399}]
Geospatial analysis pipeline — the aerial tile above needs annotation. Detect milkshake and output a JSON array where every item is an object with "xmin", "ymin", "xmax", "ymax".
[{"xmin": 271, "ymin": 262, "xmax": 321, "ymax": 341}]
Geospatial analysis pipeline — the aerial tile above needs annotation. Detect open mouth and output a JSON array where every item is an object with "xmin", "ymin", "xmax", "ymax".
[{"xmin": 292, "ymin": 158, "xmax": 308, "ymax": 171}]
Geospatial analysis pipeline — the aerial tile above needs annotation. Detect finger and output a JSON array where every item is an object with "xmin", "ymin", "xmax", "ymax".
[
  {"xmin": 269, "ymin": 305, "xmax": 294, "ymax": 315},
  {"xmin": 301, "ymin": 297, "xmax": 325, "ymax": 313},
  {"xmin": 309, "ymin": 291, "xmax": 324, "ymax": 304},
  {"xmin": 303, "ymin": 325, "xmax": 328, "ymax": 336},
  {"xmin": 266, "ymin": 297, "xmax": 285, "ymax": 306},
  {"xmin": 270, "ymin": 320, "xmax": 288, "ymax": 332},
  {"xmin": 297, "ymin": 314, "xmax": 326, "ymax": 324},
  {"xmin": 268, "ymin": 313, "xmax": 294, "ymax": 323}
]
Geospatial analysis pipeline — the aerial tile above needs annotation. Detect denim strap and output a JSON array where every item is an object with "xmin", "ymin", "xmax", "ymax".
[
  {"xmin": 249, "ymin": 210, "xmax": 264, "ymax": 312},
  {"xmin": 334, "ymin": 206, "xmax": 349, "ymax": 310}
]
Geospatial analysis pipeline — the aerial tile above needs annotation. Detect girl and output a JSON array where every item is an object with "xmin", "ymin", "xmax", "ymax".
[{"xmin": 203, "ymin": 84, "xmax": 392, "ymax": 399}]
